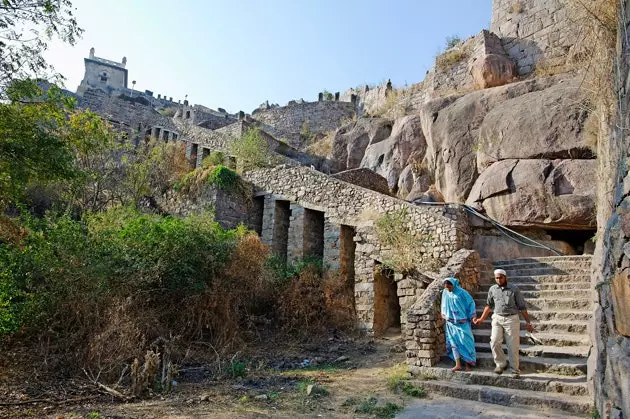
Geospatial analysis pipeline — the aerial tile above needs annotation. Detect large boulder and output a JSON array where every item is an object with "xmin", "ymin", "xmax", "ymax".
[
  {"xmin": 360, "ymin": 115, "xmax": 426, "ymax": 192},
  {"xmin": 329, "ymin": 118, "xmax": 393, "ymax": 172},
  {"xmin": 476, "ymin": 78, "xmax": 592, "ymax": 170},
  {"xmin": 419, "ymin": 75, "xmax": 576, "ymax": 203},
  {"xmin": 471, "ymin": 53, "xmax": 517, "ymax": 89},
  {"xmin": 466, "ymin": 159, "xmax": 596, "ymax": 229}
]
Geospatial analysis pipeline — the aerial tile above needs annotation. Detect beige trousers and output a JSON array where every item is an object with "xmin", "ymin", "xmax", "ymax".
[{"xmin": 490, "ymin": 313, "xmax": 521, "ymax": 371}]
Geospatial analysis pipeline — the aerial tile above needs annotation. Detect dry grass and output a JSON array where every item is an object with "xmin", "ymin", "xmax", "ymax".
[
  {"xmin": 307, "ymin": 136, "xmax": 333, "ymax": 158},
  {"xmin": 511, "ymin": 2, "xmax": 523, "ymax": 13},
  {"xmin": 436, "ymin": 46, "xmax": 471, "ymax": 72},
  {"xmin": 371, "ymin": 89, "xmax": 413, "ymax": 118}
]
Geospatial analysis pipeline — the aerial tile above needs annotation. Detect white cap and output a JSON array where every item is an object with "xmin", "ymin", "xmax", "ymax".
[{"xmin": 494, "ymin": 269, "xmax": 507, "ymax": 276}]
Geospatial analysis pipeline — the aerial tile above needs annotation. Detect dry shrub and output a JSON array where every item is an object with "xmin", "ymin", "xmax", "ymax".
[
  {"xmin": 0, "ymin": 216, "xmax": 26, "ymax": 244},
  {"xmin": 323, "ymin": 272, "xmax": 356, "ymax": 331},
  {"xmin": 130, "ymin": 350, "xmax": 160, "ymax": 397},
  {"xmin": 306, "ymin": 136, "xmax": 332, "ymax": 158},
  {"xmin": 436, "ymin": 47, "xmax": 470, "ymax": 72},
  {"xmin": 278, "ymin": 265, "xmax": 326, "ymax": 335}
]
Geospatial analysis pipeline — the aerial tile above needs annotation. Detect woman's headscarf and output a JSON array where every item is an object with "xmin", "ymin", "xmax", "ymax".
[{"xmin": 440, "ymin": 277, "xmax": 476, "ymax": 323}]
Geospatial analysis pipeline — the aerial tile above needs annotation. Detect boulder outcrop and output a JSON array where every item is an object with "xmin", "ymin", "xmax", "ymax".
[
  {"xmin": 329, "ymin": 118, "xmax": 392, "ymax": 172},
  {"xmin": 466, "ymin": 159, "xmax": 596, "ymax": 229},
  {"xmin": 360, "ymin": 115, "xmax": 426, "ymax": 192},
  {"xmin": 476, "ymin": 79, "xmax": 592, "ymax": 170}
]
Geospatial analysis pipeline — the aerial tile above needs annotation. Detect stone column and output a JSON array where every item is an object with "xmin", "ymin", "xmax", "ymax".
[
  {"xmin": 260, "ymin": 195, "xmax": 276, "ymax": 246},
  {"xmin": 354, "ymin": 250, "xmax": 375, "ymax": 333},
  {"xmin": 323, "ymin": 219, "xmax": 341, "ymax": 271},
  {"xmin": 287, "ymin": 203, "xmax": 305, "ymax": 264},
  {"xmin": 151, "ymin": 127, "xmax": 158, "ymax": 138},
  {"xmin": 196, "ymin": 148, "xmax": 205, "ymax": 169},
  {"xmin": 185, "ymin": 141, "xmax": 192, "ymax": 159}
]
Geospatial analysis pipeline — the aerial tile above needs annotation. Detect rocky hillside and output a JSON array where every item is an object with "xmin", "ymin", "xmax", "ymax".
[{"xmin": 310, "ymin": 40, "xmax": 595, "ymax": 234}]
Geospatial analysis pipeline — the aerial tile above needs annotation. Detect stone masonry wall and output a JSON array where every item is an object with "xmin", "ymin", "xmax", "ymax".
[
  {"xmin": 244, "ymin": 165, "xmax": 471, "ymax": 332},
  {"xmin": 491, "ymin": 0, "xmax": 579, "ymax": 75},
  {"xmin": 251, "ymin": 101, "xmax": 356, "ymax": 148},
  {"xmin": 405, "ymin": 249, "xmax": 481, "ymax": 368},
  {"xmin": 589, "ymin": 1, "xmax": 630, "ymax": 416}
]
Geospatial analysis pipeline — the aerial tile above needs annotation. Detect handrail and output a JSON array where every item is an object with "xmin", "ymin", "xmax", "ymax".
[{"xmin": 461, "ymin": 204, "xmax": 564, "ymax": 256}]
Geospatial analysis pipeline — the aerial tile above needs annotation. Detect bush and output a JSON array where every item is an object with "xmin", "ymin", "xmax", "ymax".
[
  {"xmin": 207, "ymin": 165, "xmax": 238, "ymax": 191},
  {"xmin": 229, "ymin": 127, "xmax": 278, "ymax": 171},
  {"xmin": 445, "ymin": 35, "xmax": 461, "ymax": 49},
  {"xmin": 202, "ymin": 151, "xmax": 225, "ymax": 167}
]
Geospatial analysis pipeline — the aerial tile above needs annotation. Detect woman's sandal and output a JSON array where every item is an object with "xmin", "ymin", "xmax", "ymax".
[{"xmin": 450, "ymin": 366, "xmax": 462, "ymax": 372}]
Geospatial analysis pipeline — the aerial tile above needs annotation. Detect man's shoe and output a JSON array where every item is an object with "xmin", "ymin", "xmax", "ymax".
[{"xmin": 494, "ymin": 364, "xmax": 506, "ymax": 374}]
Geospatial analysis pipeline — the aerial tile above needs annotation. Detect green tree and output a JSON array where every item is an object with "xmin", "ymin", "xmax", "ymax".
[
  {"xmin": 0, "ymin": 81, "xmax": 82, "ymax": 209},
  {"xmin": 229, "ymin": 127, "xmax": 278, "ymax": 171},
  {"xmin": 0, "ymin": 0, "xmax": 83, "ymax": 95}
]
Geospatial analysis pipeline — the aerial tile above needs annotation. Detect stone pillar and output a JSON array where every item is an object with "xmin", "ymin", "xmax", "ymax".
[
  {"xmin": 260, "ymin": 196, "xmax": 276, "ymax": 246},
  {"xmin": 151, "ymin": 127, "xmax": 158, "ymax": 138},
  {"xmin": 334, "ymin": 92, "xmax": 340, "ymax": 101},
  {"xmin": 354, "ymin": 250, "xmax": 375, "ymax": 333},
  {"xmin": 318, "ymin": 92, "xmax": 323, "ymax": 102},
  {"xmin": 287, "ymin": 203, "xmax": 305, "ymax": 264},
  {"xmin": 351, "ymin": 94, "xmax": 357, "ymax": 105},
  {"xmin": 238, "ymin": 111, "xmax": 245, "ymax": 120},
  {"xmin": 196, "ymin": 147, "xmax": 205, "ymax": 168},
  {"xmin": 323, "ymin": 219, "xmax": 341, "ymax": 271},
  {"xmin": 185, "ymin": 141, "xmax": 192, "ymax": 159}
]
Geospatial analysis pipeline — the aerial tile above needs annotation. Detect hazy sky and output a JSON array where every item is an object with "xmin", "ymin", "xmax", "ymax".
[{"xmin": 44, "ymin": 0, "xmax": 492, "ymax": 113}]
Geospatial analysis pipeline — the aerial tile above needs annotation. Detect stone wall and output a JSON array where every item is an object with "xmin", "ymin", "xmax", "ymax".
[
  {"xmin": 491, "ymin": 0, "xmax": 579, "ymax": 75},
  {"xmin": 589, "ymin": 1, "xmax": 630, "ymax": 416},
  {"xmin": 159, "ymin": 183, "xmax": 259, "ymax": 231},
  {"xmin": 250, "ymin": 101, "xmax": 356, "ymax": 148},
  {"xmin": 244, "ymin": 165, "xmax": 471, "ymax": 332},
  {"xmin": 78, "ymin": 89, "xmax": 179, "ymax": 142},
  {"xmin": 405, "ymin": 249, "xmax": 481, "ymax": 368},
  {"xmin": 331, "ymin": 168, "xmax": 391, "ymax": 196}
]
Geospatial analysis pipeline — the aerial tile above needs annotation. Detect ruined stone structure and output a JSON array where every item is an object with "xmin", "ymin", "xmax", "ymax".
[
  {"xmin": 244, "ymin": 165, "xmax": 471, "ymax": 332},
  {"xmin": 250, "ymin": 101, "xmax": 356, "ymax": 148}
]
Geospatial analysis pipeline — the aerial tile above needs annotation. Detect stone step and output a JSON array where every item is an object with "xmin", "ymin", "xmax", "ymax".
[
  {"xmin": 475, "ymin": 309, "xmax": 592, "ymax": 322},
  {"xmin": 474, "ymin": 289, "xmax": 591, "ymax": 299},
  {"xmin": 409, "ymin": 364, "xmax": 589, "ymax": 397},
  {"xmin": 474, "ymin": 297, "xmax": 591, "ymax": 311},
  {"xmin": 474, "ymin": 342, "xmax": 590, "ymax": 359},
  {"xmin": 482, "ymin": 266, "xmax": 590, "ymax": 276},
  {"xmin": 492, "ymin": 256, "xmax": 592, "ymax": 266},
  {"xmin": 408, "ymin": 378, "xmax": 592, "ymax": 415},
  {"xmin": 480, "ymin": 274, "xmax": 590, "ymax": 284},
  {"xmin": 472, "ymin": 329, "xmax": 589, "ymax": 347},
  {"xmin": 475, "ymin": 319, "xmax": 589, "ymax": 335},
  {"xmin": 479, "ymin": 282, "xmax": 591, "ymax": 291},
  {"xmin": 468, "ymin": 352, "xmax": 587, "ymax": 376},
  {"xmin": 492, "ymin": 261, "xmax": 592, "ymax": 271}
]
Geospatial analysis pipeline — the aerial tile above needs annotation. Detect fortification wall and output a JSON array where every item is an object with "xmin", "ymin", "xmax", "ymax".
[
  {"xmin": 251, "ymin": 101, "xmax": 356, "ymax": 148},
  {"xmin": 491, "ymin": 0, "xmax": 578, "ymax": 75},
  {"xmin": 78, "ymin": 89, "xmax": 178, "ymax": 139}
]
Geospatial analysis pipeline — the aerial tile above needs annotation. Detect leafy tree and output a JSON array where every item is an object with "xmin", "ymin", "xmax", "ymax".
[
  {"xmin": 0, "ymin": 81, "xmax": 83, "ymax": 210},
  {"xmin": 229, "ymin": 127, "xmax": 278, "ymax": 171},
  {"xmin": 0, "ymin": 0, "xmax": 83, "ymax": 95}
]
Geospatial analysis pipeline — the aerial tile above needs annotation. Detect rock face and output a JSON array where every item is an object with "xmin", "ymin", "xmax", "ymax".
[
  {"xmin": 471, "ymin": 53, "xmax": 517, "ymax": 89},
  {"xmin": 360, "ymin": 115, "xmax": 426, "ymax": 192},
  {"xmin": 476, "ymin": 79, "xmax": 591, "ymax": 170},
  {"xmin": 329, "ymin": 118, "xmax": 393, "ymax": 172},
  {"xmin": 466, "ymin": 159, "xmax": 596, "ymax": 229}
]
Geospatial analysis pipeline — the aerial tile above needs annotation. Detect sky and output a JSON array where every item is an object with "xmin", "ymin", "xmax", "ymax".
[{"xmin": 45, "ymin": 0, "xmax": 492, "ymax": 114}]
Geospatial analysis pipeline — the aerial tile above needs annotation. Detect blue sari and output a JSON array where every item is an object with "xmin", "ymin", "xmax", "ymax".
[{"xmin": 441, "ymin": 278, "xmax": 477, "ymax": 364}]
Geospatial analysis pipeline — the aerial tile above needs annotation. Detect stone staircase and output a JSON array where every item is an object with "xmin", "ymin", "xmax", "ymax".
[{"xmin": 409, "ymin": 255, "xmax": 593, "ymax": 416}]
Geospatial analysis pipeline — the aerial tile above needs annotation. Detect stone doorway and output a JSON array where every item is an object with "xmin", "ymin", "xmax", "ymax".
[{"xmin": 373, "ymin": 263, "xmax": 401, "ymax": 337}]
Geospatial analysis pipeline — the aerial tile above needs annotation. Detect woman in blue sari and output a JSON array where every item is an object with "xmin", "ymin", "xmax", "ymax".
[{"xmin": 441, "ymin": 277, "xmax": 477, "ymax": 371}]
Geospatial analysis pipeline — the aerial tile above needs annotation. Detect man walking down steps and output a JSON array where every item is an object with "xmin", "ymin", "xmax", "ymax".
[{"xmin": 473, "ymin": 268, "xmax": 534, "ymax": 378}]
